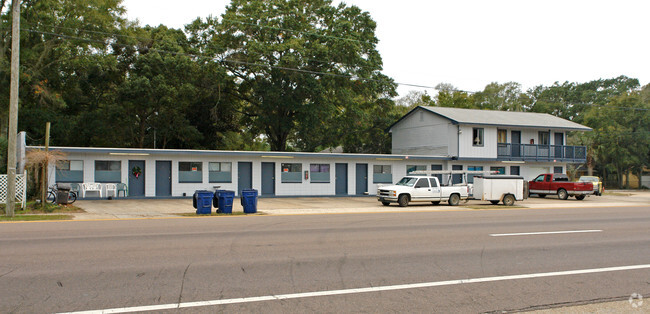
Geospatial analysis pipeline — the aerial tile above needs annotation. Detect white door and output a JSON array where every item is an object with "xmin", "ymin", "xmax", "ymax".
[{"xmin": 412, "ymin": 178, "xmax": 433, "ymax": 200}]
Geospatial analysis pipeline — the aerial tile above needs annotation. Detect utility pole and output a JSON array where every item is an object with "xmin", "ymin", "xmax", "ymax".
[
  {"xmin": 6, "ymin": 0, "xmax": 21, "ymax": 217},
  {"xmin": 41, "ymin": 122, "xmax": 50, "ymax": 207}
]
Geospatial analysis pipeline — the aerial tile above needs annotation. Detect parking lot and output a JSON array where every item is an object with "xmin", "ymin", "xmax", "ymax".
[{"xmin": 70, "ymin": 190, "xmax": 650, "ymax": 220}]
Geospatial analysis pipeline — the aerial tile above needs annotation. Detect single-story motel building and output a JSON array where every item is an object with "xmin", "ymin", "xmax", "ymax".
[{"xmin": 34, "ymin": 106, "xmax": 591, "ymax": 198}]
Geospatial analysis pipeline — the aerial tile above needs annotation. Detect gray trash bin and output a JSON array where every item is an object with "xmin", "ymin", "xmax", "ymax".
[{"xmin": 56, "ymin": 184, "xmax": 71, "ymax": 205}]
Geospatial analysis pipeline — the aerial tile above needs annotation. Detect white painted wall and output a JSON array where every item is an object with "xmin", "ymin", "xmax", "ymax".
[
  {"xmin": 47, "ymin": 150, "xmax": 567, "ymax": 198},
  {"xmin": 391, "ymin": 109, "xmax": 453, "ymax": 156}
]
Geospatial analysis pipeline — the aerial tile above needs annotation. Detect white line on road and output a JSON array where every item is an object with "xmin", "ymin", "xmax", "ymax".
[
  {"xmin": 60, "ymin": 264, "xmax": 650, "ymax": 314},
  {"xmin": 489, "ymin": 229, "xmax": 603, "ymax": 237}
]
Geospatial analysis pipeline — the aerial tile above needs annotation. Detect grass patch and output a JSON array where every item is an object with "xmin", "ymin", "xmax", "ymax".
[
  {"xmin": 0, "ymin": 201, "xmax": 84, "ymax": 221},
  {"xmin": 0, "ymin": 214, "xmax": 74, "ymax": 221},
  {"xmin": 175, "ymin": 211, "xmax": 265, "ymax": 217}
]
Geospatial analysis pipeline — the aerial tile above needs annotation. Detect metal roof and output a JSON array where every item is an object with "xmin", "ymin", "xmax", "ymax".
[
  {"xmin": 390, "ymin": 106, "xmax": 592, "ymax": 131},
  {"xmin": 27, "ymin": 146, "xmax": 452, "ymax": 161}
]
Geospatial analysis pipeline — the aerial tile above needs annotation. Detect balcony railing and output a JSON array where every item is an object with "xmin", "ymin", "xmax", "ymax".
[{"xmin": 497, "ymin": 143, "xmax": 587, "ymax": 162}]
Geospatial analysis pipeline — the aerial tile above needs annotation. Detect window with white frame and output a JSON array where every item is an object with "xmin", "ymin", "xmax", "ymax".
[
  {"xmin": 56, "ymin": 160, "xmax": 83, "ymax": 183},
  {"xmin": 209, "ymin": 162, "xmax": 232, "ymax": 183},
  {"xmin": 95, "ymin": 160, "xmax": 121, "ymax": 183},
  {"xmin": 281, "ymin": 163, "xmax": 302, "ymax": 183},
  {"xmin": 473, "ymin": 128, "xmax": 484, "ymax": 146},
  {"xmin": 373, "ymin": 165, "xmax": 392, "ymax": 183},
  {"xmin": 310, "ymin": 164, "xmax": 330, "ymax": 183},
  {"xmin": 179, "ymin": 162, "xmax": 203, "ymax": 183}
]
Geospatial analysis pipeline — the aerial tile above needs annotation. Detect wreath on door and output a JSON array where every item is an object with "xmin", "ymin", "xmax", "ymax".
[{"xmin": 132, "ymin": 166, "xmax": 142, "ymax": 179}]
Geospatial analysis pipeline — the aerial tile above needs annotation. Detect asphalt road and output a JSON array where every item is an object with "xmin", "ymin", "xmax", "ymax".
[{"xmin": 0, "ymin": 205, "xmax": 648, "ymax": 313}]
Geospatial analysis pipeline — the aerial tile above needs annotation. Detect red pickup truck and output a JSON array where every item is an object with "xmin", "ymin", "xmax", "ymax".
[{"xmin": 528, "ymin": 173, "xmax": 593, "ymax": 200}]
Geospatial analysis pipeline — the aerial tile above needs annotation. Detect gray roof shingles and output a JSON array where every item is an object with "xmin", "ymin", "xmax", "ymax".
[{"xmin": 416, "ymin": 106, "xmax": 592, "ymax": 131}]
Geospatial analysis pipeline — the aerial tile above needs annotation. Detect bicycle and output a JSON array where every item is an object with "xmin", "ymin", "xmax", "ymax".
[{"xmin": 46, "ymin": 184, "xmax": 77, "ymax": 204}]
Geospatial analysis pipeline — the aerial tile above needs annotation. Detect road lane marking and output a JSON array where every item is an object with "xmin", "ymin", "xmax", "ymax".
[
  {"xmin": 60, "ymin": 264, "xmax": 650, "ymax": 314},
  {"xmin": 489, "ymin": 229, "xmax": 603, "ymax": 237}
]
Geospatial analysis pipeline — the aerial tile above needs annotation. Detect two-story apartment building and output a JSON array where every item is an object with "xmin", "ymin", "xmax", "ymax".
[
  {"xmin": 32, "ymin": 106, "xmax": 591, "ymax": 198},
  {"xmin": 389, "ymin": 106, "xmax": 590, "ymax": 181}
]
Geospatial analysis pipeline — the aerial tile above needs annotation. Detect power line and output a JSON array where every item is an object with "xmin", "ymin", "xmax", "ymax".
[
  {"xmin": 18, "ymin": 28, "xmax": 650, "ymax": 112},
  {"xmin": 220, "ymin": 18, "xmax": 368, "ymax": 44}
]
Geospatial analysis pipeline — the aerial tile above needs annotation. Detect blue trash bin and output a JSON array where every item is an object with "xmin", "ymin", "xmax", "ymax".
[
  {"xmin": 218, "ymin": 190, "xmax": 235, "ymax": 214},
  {"xmin": 213, "ymin": 190, "xmax": 224, "ymax": 209},
  {"xmin": 193, "ymin": 190, "xmax": 213, "ymax": 215},
  {"xmin": 240, "ymin": 189, "xmax": 258, "ymax": 214}
]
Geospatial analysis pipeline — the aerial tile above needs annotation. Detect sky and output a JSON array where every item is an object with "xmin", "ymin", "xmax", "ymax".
[{"xmin": 122, "ymin": 0, "xmax": 650, "ymax": 97}]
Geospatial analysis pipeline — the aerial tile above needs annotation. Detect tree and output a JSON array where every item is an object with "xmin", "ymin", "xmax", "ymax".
[{"xmin": 193, "ymin": 0, "xmax": 396, "ymax": 151}]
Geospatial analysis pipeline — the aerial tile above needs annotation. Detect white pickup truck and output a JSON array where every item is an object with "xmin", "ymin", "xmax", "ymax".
[{"xmin": 377, "ymin": 176, "xmax": 469, "ymax": 207}]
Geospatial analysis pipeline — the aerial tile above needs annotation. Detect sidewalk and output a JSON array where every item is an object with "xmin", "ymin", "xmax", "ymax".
[{"xmin": 70, "ymin": 190, "xmax": 650, "ymax": 220}]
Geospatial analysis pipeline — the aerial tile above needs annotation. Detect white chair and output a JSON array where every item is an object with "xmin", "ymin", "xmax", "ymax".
[
  {"xmin": 81, "ymin": 183, "xmax": 102, "ymax": 198},
  {"xmin": 105, "ymin": 183, "xmax": 117, "ymax": 198}
]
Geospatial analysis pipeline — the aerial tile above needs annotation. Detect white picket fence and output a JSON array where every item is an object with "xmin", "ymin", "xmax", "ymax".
[{"xmin": 0, "ymin": 171, "xmax": 27, "ymax": 208}]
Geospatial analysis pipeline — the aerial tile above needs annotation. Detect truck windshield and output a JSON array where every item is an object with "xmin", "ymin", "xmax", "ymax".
[{"xmin": 396, "ymin": 177, "xmax": 418, "ymax": 187}]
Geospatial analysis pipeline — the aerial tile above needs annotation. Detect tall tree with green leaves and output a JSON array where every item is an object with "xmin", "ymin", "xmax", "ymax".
[{"xmin": 191, "ymin": 0, "xmax": 396, "ymax": 151}]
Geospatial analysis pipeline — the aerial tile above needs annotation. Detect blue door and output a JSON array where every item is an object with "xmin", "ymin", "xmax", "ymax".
[
  {"xmin": 155, "ymin": 161, "xmax": 171, "ymax": 197},
  {"xmin": 355, "ymin": 163, "xmax": 368, "ymax": 195},
  {"xmin": 335, "ymin": 163, "xmax": 348, "ymax": 195},
  {"xmin": 128, "ymin": 160, "xmax": 145, "ymax": 197},
  {"xmin": 261, "ymin": 162, "xmax": 275, "ymax": 196},
  {"xmin": 238, "ymin": 162, "xmax": 252, "ymax": 195}
]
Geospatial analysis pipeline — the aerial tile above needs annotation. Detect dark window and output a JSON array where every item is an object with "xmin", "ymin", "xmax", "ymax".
[
  {"xmin": 473, "ymin": 128, "xmax": 484, "ymax": 146},
  {"xmin": 407, "ymin": 165, "xmax": 426, "ymax": 175},
  {"xmin": 373, "ymin": 165, "xmax": 392, "ymax": 183},
  {"xmin": 209, "ymin": 162, "xmax": 232, "ymax": 183},
  {"xmin": 95, "ymin": 160, "xmax": 121, "ymax": 183},
  {"xmin": 510, "ymin": 166, "xmax": 520, "ymax": 175},
  {"xmin": 179, "ymin": 162, "xmax": 202, "ymax": 183},
  {"xmin": 539, "ymin": 131, "xmax": 550, "ymax": 145},
  {"xmin": 554, "ymin": 166, "xmax": 563, "ymax": 174},
  {"xmin": 281, "ymin": 163, "xmax": 302, "ymax": 183},
  {"xmin": 533, "ymin": 175, "xmax": 544, "ymax": 182},
  {"xmin": 467, "ymin": 166, "xmax": 483, "ymax": 183},
  {"xmin": 415, "ymin": 179, "xmax": 429, "ymax": 188},
  {"xmin": 56, "ymin": 160, "xmax": 83, "ymax": 183},
  {"xmin": 428, "ymin": 178, "xmax": 439, "ymax": 187},
  {"xmin": 553, "ymin": 174, "xmax": 569, "ymax": 182},
  {"xmin": 490, "ymin": 166, "xmax": 505, "ymax": 174},
  {"xmin": 310, "ymin": 164, "xmax": 330, "ymax": 183}
]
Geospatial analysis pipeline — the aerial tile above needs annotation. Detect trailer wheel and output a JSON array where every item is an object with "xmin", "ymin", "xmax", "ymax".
[
  {"xmin": 448, "ymin": 194, "xmax": 460, "ymax": 206},
  {"xmin": 503, "ymin": 194, "xmax": 516, "ymax": 206},
  {"xmin": 575, "ymin": 195, "xmax": 585, "ymax": 200},
  {"xmin": 398, "ymin": 194, "xmax": 409, "ymax": 207},
  {"xmin": 381, "ymin": 201, "xmax": 390, "ymax": 206},
  {"xmin": 431, "ymin": 201, "xmax": 440, "ymax": 205},
  {"xmin": 557, "ymin": 189, "xmax": 568, "ymax": 200}
]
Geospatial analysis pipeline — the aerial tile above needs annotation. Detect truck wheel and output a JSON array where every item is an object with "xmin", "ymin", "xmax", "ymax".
[
  {"xmin": 381, "ymin": 201, "xmax": 390, "ymax": 206},
  {"xmin": 448, "ymin": 194, "xmax": 460, "ymax": 206},
  {"xmin": 398, "ymin": 195, "xmax": 409, "ymax": 207},
  {"xmin": 431, "ymin": 201, "xmax": 440, "ymax": 205},
  {"xmin": 538, "ymin": 194, "xmax": 546, "ymax": 198},
  {"xmin": 490, "ymin": 200, "xmax": 500, "ymax": 205},
  {"xmin": 503, "ymin": 194, "xmax": 516, "ymax": 206},
  {"xmin": 575, "ymin": 195, "xmax": 585, "ymax": 200},
  {"xmin": 557, "ymin": 189, "xmax": 568, "ymax": 200}
]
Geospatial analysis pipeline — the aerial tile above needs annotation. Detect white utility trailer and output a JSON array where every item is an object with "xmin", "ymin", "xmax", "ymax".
[{"xmin": 472, "ymin": 175, "xmax": 527, "ymax": 206}]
